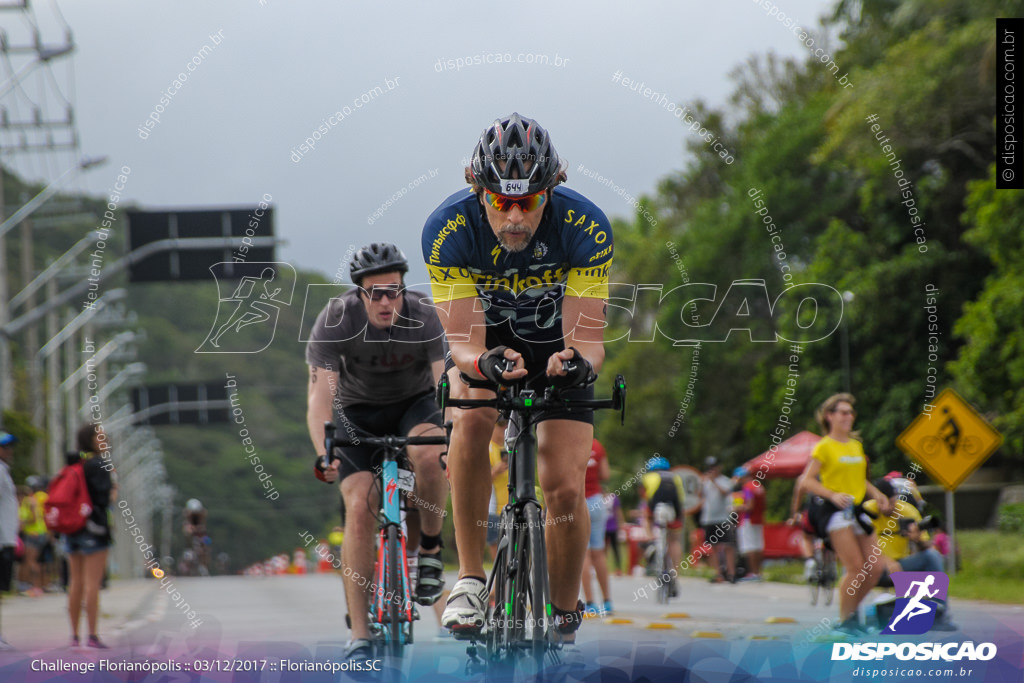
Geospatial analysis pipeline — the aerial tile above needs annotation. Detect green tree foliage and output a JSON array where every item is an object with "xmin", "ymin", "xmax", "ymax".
[
  {"xmin": 126, "ymin": 271, "xmax": 339, "ymax": 570},
  {"xmin": 0, "ymin": 409, "xmax": 41, "ymax": 485},
  {"xmin": 599, "ymin": 0, "xmax": 1019, "ymax": 508},
  {"xmin": 950, "ymin": 167, "xmax": 1024, "ymax": 455}
]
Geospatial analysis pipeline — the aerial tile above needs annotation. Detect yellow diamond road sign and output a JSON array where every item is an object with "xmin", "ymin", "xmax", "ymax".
[{"xmin": 896, "ymin": 388, "xmax": 1003, "ymax": 491}]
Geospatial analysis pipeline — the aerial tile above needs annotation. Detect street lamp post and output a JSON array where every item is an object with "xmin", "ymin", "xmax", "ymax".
[
  {"xmin": 0, "ymin": 155, "xmax": 108, "ymax": 417},
  {"xmin": 840, "ymin": 291, "xmax": 855, "ymax": 393}
]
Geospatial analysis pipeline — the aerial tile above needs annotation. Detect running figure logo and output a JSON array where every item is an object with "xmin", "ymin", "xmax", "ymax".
[
  {"xmin": 883, "ymin": 571, "xmax": 949, "ymax": 635},
  {"xmin": 197, "ymin": 263, "xmax": 296, "ymax": 353}
]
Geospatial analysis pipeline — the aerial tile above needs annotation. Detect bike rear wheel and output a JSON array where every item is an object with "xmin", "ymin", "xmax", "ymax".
[
  {"xmin": 656, "ymin": 531, "xmax": 670, "ymax": 604},
  {"xmin": 822, "ymin": 550, "xmax": 836, "ymax": 607}
]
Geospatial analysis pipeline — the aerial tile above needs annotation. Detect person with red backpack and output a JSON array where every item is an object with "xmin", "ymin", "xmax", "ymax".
[{"xmin": 62, "ymin": 424, "xmax": 115, "ymax": 650}]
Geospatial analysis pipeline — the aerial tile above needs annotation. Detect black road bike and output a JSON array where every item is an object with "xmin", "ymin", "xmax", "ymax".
[{"xmin": 437, "ymin": 364, "xmax": 626, "ymax": 674}]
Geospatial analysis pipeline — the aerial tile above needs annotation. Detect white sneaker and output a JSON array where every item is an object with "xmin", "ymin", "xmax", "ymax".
[
  {"xmin": 441, "ymin": 577, "xmax": 488, "ymax": 634},
  {"xmin": 803, "ymin": 558, "xmax": 816, "ymax": 581},
  {"xmin": 547, "ymin": 642, "xmax": 585, "ymax": 671}
]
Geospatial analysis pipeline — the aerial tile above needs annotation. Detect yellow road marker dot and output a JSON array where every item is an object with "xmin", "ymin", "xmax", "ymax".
[
  {"xmin": 691, "ymin": 631, "xmax": 724, "ymax": 639},
  {"xmin": 605, "ymin": 617, "xmax": 634, "ymax": 625},
  {"xmin": 646, "ymin": 623, "xmax": 676, "ymax": 630},
  {"xmin": 765, "ymin": 617, "xmax": 797, "ymax": 624},
  {"xmin": 662, "ymin": 612, "xmax": 690, "ymax": 619}
]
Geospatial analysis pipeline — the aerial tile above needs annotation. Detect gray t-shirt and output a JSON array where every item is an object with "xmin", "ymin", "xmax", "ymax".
[
  {"xmin": 0, "ymin": 460, "xmax": 17, "ymax": 547},
  {"xmin": 700, "ymin": 474, "xmax": 734, "ymax": 525},
  {"xmin": 305, "ymin": 289, "xmax": 446, "ymax": 407}
]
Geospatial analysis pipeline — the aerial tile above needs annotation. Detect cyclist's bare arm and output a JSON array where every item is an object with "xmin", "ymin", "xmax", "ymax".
[
  {"xmin": 435, "ymin": 296, "xmax": 526, "ymax": 381},
  {"xmin": 549, "ymin": 295, "xmax": 605, "ymax": 376},
  {"xmin": 307, "ymin": 365, "xmax": 341, "ymax": 481},
  {"xmin": 789, "ymin": 478, "xmax": 805, "ymax": 520},
  {"xmin": 410, "ymin": 359, "xmax": 448, "ymax": 439}
]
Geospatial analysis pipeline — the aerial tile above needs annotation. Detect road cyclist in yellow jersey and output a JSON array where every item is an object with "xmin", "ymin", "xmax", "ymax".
[{"xmin": 421, "ymin": 112, "xmax": 616, "ymax": 662}]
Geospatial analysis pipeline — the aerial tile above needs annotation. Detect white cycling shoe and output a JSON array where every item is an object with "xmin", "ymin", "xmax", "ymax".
[{"xmin": 441, "ymin": 577, "xmax": 488, "ymax": 636}]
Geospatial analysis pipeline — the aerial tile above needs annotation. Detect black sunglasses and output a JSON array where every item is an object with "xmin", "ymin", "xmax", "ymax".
[{"xmin": 363, "ymin": 287, "xmax": 403, "ymax": 301}]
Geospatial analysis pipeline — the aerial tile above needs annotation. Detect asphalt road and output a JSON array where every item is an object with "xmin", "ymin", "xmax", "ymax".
[{"xmin": 3, "ymin": 572, "xmax": 1022, "ymax": 681}]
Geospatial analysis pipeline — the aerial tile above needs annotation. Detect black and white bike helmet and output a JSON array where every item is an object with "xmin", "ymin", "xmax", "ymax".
[{"xmin": 469, "ymin": 112, "xmax": 563, "ymax": 196}]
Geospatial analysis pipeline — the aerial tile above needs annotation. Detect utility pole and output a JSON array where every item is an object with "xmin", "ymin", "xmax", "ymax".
[{"xmin": 0, "ymin": 0, "xmax": 76, "ymax": 428}]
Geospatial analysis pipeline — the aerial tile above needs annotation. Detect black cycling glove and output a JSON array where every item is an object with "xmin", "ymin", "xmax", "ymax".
[
  {"xmin": 553, "ymin": 347, "xmax": 595, "ymax": 388},
  {"xmin": 475, "ymin": 346, "xmax": 512, "ymax": 385}
]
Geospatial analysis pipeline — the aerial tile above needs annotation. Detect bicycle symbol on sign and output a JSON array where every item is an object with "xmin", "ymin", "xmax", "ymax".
[{"xmin": 920, "ymin": 408, "xmax": 980, "ymax": 457}]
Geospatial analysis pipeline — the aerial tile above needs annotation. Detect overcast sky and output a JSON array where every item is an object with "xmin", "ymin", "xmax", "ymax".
[{"xmin": 6, "ymin": 0, "xmax": 834, "ymax": 285}]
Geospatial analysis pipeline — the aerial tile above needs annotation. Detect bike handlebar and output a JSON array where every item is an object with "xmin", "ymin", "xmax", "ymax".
[
  {"xmin": 437, "ymin": 372, "xmax": 627, "ymax": 423},
  {"xmin": 321, "ymin": 422, "xmax": 448, "ymax": 469}
]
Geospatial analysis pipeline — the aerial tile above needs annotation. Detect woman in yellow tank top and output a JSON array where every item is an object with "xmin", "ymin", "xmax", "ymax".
[{"xmin": 797, "ymin": 393, "xmax": 889, "ymax": 636}]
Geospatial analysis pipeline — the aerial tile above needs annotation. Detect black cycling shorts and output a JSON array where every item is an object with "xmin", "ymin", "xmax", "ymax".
[
  {"xmin": 445, "ymin": 323, "xmax": 595, "ymax": 425},
  {"xmin": 334, "ymin": 390, "xmax": 443, "ymax": 482},
  {"xmin": 649, "ymin": 478, "xmax": 683, "ymax": 522}
]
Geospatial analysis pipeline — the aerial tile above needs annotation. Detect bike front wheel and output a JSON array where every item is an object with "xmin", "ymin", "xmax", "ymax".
[
  {"xmin": 809, "ymin": 559, "xmax": 820, "ymax": 606},
  {"xmin": 505, "ymin": 503, "xmax": 549, "ymax": 674},
  {"xmin": 522, "ymin": 504, "xmax": 549, "ymax": 660},
  {"xmin": 384, "ymin": 525, "xmax": 405, "ymax": 658}
]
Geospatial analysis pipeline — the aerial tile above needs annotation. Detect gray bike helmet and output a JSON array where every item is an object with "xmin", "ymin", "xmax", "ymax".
[
  {"xmin": 469, "ymin": 112, "xmax": 563, "ymax": 196},
  {"xmin": 349, "ymin": 243, "xmax": 409, "ymax": 284}
]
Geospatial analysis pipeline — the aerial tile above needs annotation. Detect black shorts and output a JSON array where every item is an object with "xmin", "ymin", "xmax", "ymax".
[
  {"xmin": 0, "ymin": 546, "xmax": 13, "ymax": 592},
  {"xmin": 445, "ymin": 325, "xmax": 595, "ymax": 425},
  {"xmin": 703, "ymin": 522, "xmax": 737, "ymax": 547},
  {"xmin": 334, "ymin": 390, "xmax": 443, "ymax": 482}
]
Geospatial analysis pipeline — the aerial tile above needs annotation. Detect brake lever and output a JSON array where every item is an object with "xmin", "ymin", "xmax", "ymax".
[{"xmin": 614, "ymin": 374, "xmax": 627, "ymax": 425}]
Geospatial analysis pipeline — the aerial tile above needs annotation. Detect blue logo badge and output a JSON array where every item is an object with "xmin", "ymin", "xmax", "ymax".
[{"xmin": 883, "ymin": 571, "xmax": 948, "ymax": 635}]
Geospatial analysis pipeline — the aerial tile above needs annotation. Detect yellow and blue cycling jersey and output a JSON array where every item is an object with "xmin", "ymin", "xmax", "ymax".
[{"xmin": 421, "ymin": 186, "xmax": 613, "ymax": 343}]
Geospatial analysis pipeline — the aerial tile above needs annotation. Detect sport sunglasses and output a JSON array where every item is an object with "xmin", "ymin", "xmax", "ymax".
[
  {"xmin": 482, "ymin": 189, "xmax": 548, "ymax": 213},
  {"xmin": 364, "ymin": 287, "xmax": 403, "ymax": 301}
]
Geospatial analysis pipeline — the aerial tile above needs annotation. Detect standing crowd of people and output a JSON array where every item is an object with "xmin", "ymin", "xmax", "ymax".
[{"xmin": 0, "ymin": 424, "xmax": 116, "ymax": 650}]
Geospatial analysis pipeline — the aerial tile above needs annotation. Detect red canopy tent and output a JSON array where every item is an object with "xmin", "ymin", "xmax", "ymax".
[{"xmin": 743, "ymin": 430, "xmax": 822, "ymax": 480}]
